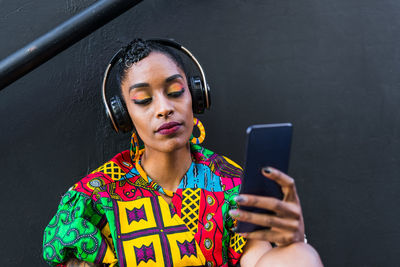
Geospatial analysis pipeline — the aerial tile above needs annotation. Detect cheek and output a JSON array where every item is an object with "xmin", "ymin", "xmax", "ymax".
[
  {"xmin": 183, "ymin": 91, "xmax": 193, "ymax": 112},
  {"xmin": 131, "ymin": 116, "xmax": 153, "ymax": 145},
  {"xmin": 127, "ymin": 106, "xmax": 149, "ymax": 135},
  {"xmin": 183, "ymin": 98, "xmax": 194, "ymax": 129},
  {"xmin": 183, "ymin": 96, "xmax": 193, "ymax": 119}
]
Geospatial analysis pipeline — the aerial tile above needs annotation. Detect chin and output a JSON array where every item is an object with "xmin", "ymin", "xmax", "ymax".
[{"xmin": 158, "ymin": 136, "xmax": 190, "ymax": 153}]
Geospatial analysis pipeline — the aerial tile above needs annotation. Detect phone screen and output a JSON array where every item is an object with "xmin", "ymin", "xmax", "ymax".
[{"xmin": 236, "ymin": 123, "xmax": 292, "ymax": 233}]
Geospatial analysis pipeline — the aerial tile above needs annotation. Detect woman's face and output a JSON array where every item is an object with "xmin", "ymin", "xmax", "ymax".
[{"xmin": 120, "ymin": 52, "xmax": 193, "ymax": 153}]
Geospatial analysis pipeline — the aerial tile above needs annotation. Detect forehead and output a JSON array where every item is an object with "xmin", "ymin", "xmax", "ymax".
[{"xmin": 124, "ymin": 52, "xmax": 184, "ymax": 83}]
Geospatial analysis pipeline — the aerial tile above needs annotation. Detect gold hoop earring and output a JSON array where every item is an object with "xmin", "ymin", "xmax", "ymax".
[{"xmin": 190, "ymin": 117, "xmax": 206, "ymax": 145}]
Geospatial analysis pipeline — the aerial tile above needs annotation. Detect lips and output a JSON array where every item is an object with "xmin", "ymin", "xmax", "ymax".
[{"xmin": 156, "ymin": 121, "xmax": 182, "ymax": 135}]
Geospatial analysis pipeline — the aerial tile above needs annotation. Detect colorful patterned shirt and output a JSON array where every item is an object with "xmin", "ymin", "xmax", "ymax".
[{"xmin": 43, "ymin": 144, "xmax": 247, "ymax": 266}]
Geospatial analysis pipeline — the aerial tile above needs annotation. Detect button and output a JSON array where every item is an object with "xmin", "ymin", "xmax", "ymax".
[
  {"xmin": 205, "ymin": 221, "xmax": 213, "ymax": 231},
  {"xmin": 207, "ymin": 196, "xmax": 215, "ymax": 205},
  {"xmin": 89, "ymin": 178, "xmax": 102, "ymax": 188},
  {"xmin": 206, "ymin": 213, "xmax": 213, "ymax": 221},
  {"xmin": 206, "ymin": 261, "xmax": 214, "ymax": 267},
  {"xmin": 122, "ymin": 161, "xmax": 132, "ymax": 167},
  {"xmin": 204, "ymin": 238, "xmax": 213, "ymax": 249}
]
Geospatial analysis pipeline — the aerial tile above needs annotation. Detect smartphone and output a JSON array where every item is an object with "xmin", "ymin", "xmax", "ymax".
[{"xmin": 236, "ymin": 123, "xmax": 293, "ymax": 233}]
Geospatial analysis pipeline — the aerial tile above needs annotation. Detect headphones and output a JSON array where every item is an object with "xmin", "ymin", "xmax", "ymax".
[{"xmin": 102, "ymin": 38, "xmax": 211, "ymax": 133}]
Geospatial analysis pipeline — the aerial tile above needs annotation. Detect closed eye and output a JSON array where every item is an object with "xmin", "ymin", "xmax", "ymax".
[
  {"xmin": 168, "ymin": 88, "xmax": 185, "ymax": 98},
  {"xmin": 133, "ymin": 98, "xmax": 152, "ymax": 105}
]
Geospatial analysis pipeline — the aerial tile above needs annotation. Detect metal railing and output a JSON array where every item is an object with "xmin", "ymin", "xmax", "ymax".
[{"xmin": 0, "ymin": 0, "xmax": 144, "ymax": 91}]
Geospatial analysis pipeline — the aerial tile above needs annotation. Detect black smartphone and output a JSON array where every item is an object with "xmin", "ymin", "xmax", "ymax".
[{"xmin": 236, "ymin": 123, "xmax": 293, "ymax": 233}]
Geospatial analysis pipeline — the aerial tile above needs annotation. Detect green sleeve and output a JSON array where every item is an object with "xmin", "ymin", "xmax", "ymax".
[{"xmin": 42, "ymin": 190, "xmax": 106, "ymax": 265}]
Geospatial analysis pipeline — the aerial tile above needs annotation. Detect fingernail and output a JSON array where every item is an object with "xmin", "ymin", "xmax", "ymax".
[
  {"xmin": 229, "ymin": 209, "xmax": 240, "ymax": 218},
  {"xmin": 234, "ymin": 195, "xmax": 247, "ymax": 203},
  {"xmin": 262, "ymin": 167, "xmax": 271, "ymax": 174}
]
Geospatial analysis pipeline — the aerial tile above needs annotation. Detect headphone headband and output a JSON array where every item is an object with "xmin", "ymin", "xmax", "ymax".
[
  {"xmin": 102, "ymin": 38, "xmax": 211, "ymax": 133},
  {"xmin": 102, "ymin": 50, "xmax": 123, "ymax": 132}
]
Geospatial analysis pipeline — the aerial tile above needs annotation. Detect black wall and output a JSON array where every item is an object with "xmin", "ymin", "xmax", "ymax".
[{"xmin": 1, "ymin": 0, "xmax": 399, "ymax": 266}]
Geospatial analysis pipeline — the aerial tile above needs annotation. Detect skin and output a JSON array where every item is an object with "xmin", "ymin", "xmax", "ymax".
[
  {"xmin": 67, "ymin": 51, "xmax": 323, "ymax": 266},
  {"xmin": 235, "ymin": 168, "xmax": 323, "ymax": 266},
  {"xmin": 120, "ymin": 52, "xmax": 194, "ymax": 198}
]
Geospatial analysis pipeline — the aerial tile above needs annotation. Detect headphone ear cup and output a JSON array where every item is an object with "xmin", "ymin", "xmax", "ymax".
[
  {"xmin": 109, "ymin": 96, "xmax": 133, "ymax": 133},
  {"xmin": 189, "ymin": 76, "xmax": 206, "ymax": 114}
]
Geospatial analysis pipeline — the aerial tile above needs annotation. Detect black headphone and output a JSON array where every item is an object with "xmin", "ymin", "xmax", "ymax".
[{"xmin": 102, "ymin": 38, "xmax": 211, "ymax": 133}]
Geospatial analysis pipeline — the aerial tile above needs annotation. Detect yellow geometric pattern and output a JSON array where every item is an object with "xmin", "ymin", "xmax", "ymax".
[
  {"xmin": 167, "ymin": 232, "xmax": 205, "ymax": 266},
  {"xmin": 181, "ymin": 188, "xmax": 201, "ymax": 235},
  {"xmin": 117, "ymin": 198, "xmax": 157, "ymax": 234},
  {"xmin": 116, "ymin": 197, "xmax": 206, "ymax": 267},
  {"xmin": 91, "ymin": 161, "xmax": 125, "ymax": 181},
  {"xmin": 229, "ymin": 233, "xmax": 246, "ymax": 253}
]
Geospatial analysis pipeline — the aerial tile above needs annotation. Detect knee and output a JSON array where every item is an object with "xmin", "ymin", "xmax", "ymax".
[
  {"xmin": 283, "ymin": 242, "xmax": 322, "ymax": 266},
  {"xmin": 256, "ymin": 242, "xmax": 323, "ymax": 267}
]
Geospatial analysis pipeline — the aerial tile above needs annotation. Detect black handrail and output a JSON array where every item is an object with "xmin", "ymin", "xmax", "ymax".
[{"xmin": 0, "ymin": 0, "xmax": 144, "ymax": 91}]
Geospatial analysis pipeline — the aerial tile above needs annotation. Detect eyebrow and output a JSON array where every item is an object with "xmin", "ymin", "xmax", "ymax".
[
  {"xmin": 165, "ymin": 74, "xmax": 184, "ymax": 83},
  {"xmin": 129, "ymin": 74, "xmax": 184, "ymax": 93},
  {"xmin": 129, "ymin": 82, "xmax": 150, "ymax": 93}
]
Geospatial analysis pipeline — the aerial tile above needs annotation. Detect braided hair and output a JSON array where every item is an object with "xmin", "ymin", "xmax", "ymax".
[{"xmin": 116, "ymin": 38, "xmax": 187, "ymax": 87}]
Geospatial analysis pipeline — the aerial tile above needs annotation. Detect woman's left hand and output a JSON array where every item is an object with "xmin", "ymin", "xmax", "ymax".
[{"xmin": 230, "ymin": 167, "xmax": 305, "ymax": 246}]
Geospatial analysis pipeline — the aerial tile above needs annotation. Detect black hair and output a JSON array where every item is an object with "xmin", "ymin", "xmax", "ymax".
[{"xmin": 116, "ymin": 38, "xmax": 187, "ymax": 87}]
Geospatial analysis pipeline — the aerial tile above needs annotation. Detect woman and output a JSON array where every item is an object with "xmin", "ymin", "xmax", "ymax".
[{"xmin": 43, "ymin": 39, "xmax": 322, "ymax": 266}]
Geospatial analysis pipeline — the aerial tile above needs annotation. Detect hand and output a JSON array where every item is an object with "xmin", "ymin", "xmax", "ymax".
[{"xmin": 230, "ymin": 167, "xmax": 305, "ymax": 246}]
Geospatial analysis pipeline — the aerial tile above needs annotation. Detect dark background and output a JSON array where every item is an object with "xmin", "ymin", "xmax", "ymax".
[{"xmin": 1, "ymin": 0, "xmax": 399, "ymax": 266}]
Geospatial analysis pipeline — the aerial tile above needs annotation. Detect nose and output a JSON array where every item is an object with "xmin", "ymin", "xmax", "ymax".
[{"xmin": 155, "ymin": 94, "xmax": 174, "ymax": 119}]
